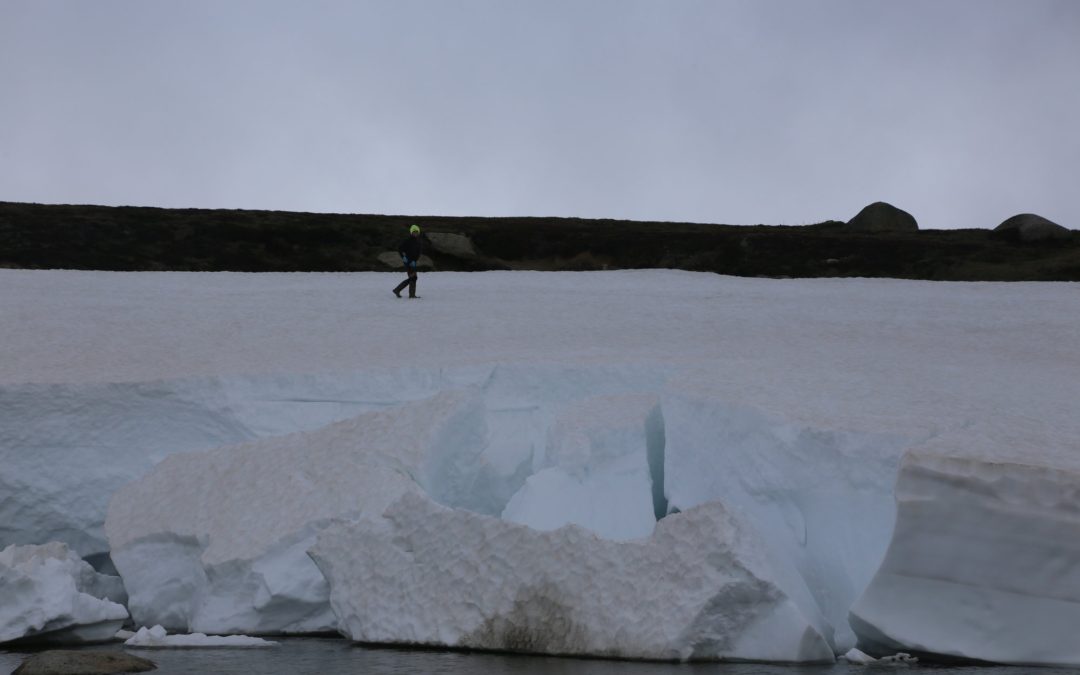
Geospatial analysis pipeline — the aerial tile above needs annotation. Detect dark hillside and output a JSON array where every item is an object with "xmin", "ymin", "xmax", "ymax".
[{"xmin": 2, "ymin": 201, "xmax": 1078, "ymax": 280}]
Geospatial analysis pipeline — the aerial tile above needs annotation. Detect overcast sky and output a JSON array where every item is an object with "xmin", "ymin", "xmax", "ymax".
[{"xmin": 2, "ymin": 1, "xmax": 1077, "ymax": 229}]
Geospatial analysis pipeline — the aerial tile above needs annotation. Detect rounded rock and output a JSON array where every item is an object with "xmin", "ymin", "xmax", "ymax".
[
  {"xmin": 845, "ymin": 202, "xmax": 919, "ymax": 232},
  {"xmin": 994, "ymin": 213, "xmax": 1071, "ymax": 242},
  {"xmin": 13, "ymin": 650, "xmax": 156, "ymax": 675}
]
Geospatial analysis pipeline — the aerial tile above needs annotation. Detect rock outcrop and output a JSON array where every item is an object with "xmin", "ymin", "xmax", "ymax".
[
  {"xmin": 844, "ymin": 202, "xmax": 918, "ymax": 232},
  {"xmin": 13, "ymin": 650, "xmax": 156, "ymax": 675},
  {"xmin": 994, "ymin": 213, "xmax": 1071, "ymax": 242},
  {"xmin": 426, "ymin": 232, "xmax": 479, "ymax": 259}
]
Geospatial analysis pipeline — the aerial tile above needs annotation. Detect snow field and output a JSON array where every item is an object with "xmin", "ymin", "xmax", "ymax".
[{"xmin": 2, "ymin": 269, "xmax": 1078, "ymax": 662}]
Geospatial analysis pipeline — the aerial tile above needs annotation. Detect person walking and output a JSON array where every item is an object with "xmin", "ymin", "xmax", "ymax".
[{"xmin": 393, "ymin": 224, "xmax": 423, "ymax": 298}]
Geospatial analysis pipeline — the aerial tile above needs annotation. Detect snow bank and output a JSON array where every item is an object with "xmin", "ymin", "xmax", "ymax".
[
  {"xmin": 4, "ymin": 270, "xmax": 1080, "ymax": 661},
  {"xmin": 850, "ymin": 422, "xmax": 1080, "ymax": 666},
  {"xmin": 0, "ymin": 367, "xmax": 499, "ymax": 558},
  {"xmin": 1, "ymin": 362, "xmax": 667, "ymax": 559},
  {"xmin": 0, "ymin": 378, "xmax": 256, "ymax": 557},
  {"xmin": 310, "ymin": 491, "xmax": 835, "ymax": 663},
  {"xmin": 124, "ymin": 624, "xmax": 278, "ymax": 648},
  {"xmin": 105, "ymin": 389, "xmax": 499, "ymax": 634},
  {"xmin": 0, "ymin": 543, "xmax": 128, "ymax": 644}
]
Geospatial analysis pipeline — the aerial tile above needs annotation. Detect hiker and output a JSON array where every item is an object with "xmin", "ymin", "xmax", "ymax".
[{"xmin": 393, "ymin": 224, "xmax": 422, "ymax": 298}]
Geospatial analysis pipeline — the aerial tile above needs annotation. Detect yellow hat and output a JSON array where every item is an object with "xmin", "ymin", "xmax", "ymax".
[{"xmin": 409, "ymin": 224, "xmax": 420, "ymax": 234}]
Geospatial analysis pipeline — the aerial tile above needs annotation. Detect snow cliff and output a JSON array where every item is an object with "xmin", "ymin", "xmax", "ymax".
[
  {"xmin": 662, "ymin": 380, "xmax": 920, "ymax": 650},
  {"xmin": 850, "ymin": 421, "xmax": 1080, "ymax": 666},
  {"xmin": 501, "ymin": 393, "xmax": 665, "ymax": 540}
]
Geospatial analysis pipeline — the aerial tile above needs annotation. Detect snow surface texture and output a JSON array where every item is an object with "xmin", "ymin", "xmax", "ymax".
[
  {"xmin": 850, "ymin": 421, "xmax": 1080, "ymax": 666},
  {"xmin": 310, "ymin": 491, "xmax": 835, "ymax": 663},
  {"xmin": 3, "ymin": 270, "xmax": 1080, "ymax": 661},
  {"xmin": 0, "ymin": 543, "xmax": 128, "ymax": 644},
  {"xmin": 124, "ymin": 624, "xmax": 278, "ymax": 648},
  {"xmin": 105, "ymin": 390, "xmax": 498, "ymax": 634}
]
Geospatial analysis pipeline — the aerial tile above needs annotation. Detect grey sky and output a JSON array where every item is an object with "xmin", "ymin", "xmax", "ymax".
[{"xmin": 2, "ymin": 0, "xmax": 1077, "ymax": 229}]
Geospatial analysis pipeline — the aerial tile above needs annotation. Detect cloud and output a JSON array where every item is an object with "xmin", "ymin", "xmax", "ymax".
[{"xmin": 1, "ymin": 0, "xmax": 1077, "ymax": 229}]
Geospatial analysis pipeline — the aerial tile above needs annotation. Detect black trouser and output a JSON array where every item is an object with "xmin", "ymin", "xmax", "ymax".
[{"xmin": 394, "ymin": 267, "xmax": 418, "ymax": 297}]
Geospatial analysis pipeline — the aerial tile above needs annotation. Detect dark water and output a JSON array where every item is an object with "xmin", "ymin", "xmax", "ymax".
[{"xmin": 1, "ymin": 638, "xmax": 1075, "ymax": 675}]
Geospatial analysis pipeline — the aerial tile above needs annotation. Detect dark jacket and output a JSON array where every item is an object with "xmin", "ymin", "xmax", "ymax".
[{"xmin": 398, "ymin": 236, "xmax": 422, "ymax": 264}]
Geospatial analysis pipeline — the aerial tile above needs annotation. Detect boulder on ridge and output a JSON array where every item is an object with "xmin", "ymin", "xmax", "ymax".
[{"xmin": 844, "ymin": 202, "xmax": 918, "ymax": 233}]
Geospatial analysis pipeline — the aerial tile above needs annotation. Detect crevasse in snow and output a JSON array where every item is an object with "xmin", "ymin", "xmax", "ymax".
[{"xmin": 501, "ymin": 393, "xmax": 666, "ymax": 540}]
